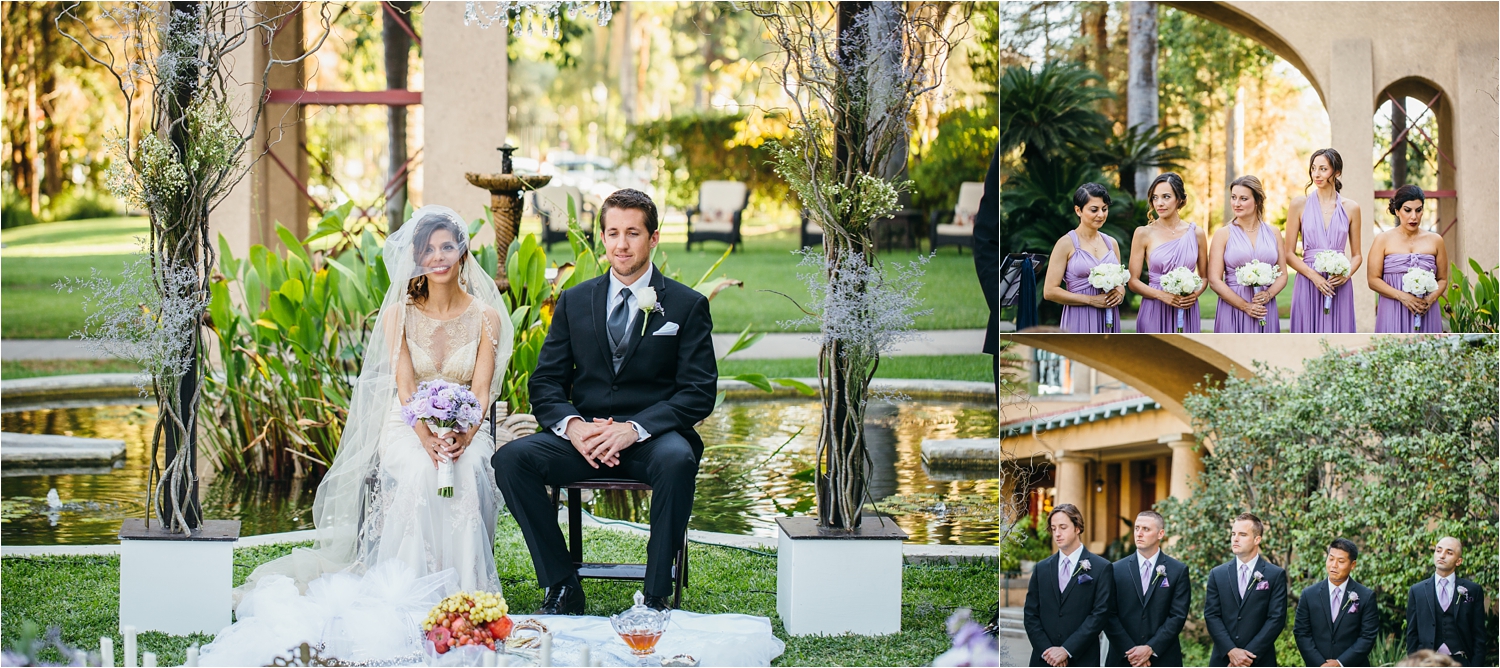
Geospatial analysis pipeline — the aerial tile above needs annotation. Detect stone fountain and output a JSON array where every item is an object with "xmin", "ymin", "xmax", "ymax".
[{"xmin": 466, "ymin": 145, "xmax": 552, "ymax": 293}]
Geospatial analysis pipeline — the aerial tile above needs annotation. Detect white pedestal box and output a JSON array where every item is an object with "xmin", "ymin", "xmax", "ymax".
[
  {"xmin": 775, "ymin": 515, "xmax": 907, "ymax": 636},
  {"xmin": 118, "ymin": 519, "xmax": 240, "ymax": 636}
]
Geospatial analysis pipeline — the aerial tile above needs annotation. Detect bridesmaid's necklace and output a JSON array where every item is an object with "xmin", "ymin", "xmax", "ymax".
[
  {"xmin": 1077, "ymin": 230, "xmax": 1108, "ymax": 257},
  {"xmin": 1156, "ymin": 218, "xmax": 1188, "ymax": 236}
]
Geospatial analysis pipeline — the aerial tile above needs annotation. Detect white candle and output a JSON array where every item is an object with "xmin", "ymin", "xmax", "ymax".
[
  {"xmin": 539, "ymin": 632, "xmax": 552, "ymax": 667},
  {"xmin": 100, "ymin": 637, "xmax": 115, "ymax": 668},
  {"xmin": 579, "ymin": 645, "xmax": 590, "ymax": 668},
  {"xmin": 141, "ymin": 651, "xmax": 156, "ymax": 667},
  {"xmin": 184, "ymin": 645, "xmax": 199, "ymax": 667},
  {"xmin": 481, "ymin": 649, "xmax": 496, "ymax": 667},
  {"xmin": 496, "ymin": 651, "xmax": 510, "ymax": 667},
  {"xmin": 122, "ymin": 626, "xmax": 137, "ymax": 668}
]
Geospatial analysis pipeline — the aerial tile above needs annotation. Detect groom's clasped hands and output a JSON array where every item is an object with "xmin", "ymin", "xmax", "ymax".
[{"xmin": 566, "ymin": 417, "xmax": 638, "ymax": 469}]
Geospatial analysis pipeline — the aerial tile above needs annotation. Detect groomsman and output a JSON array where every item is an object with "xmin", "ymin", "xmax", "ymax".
[
  {"xmin": 1023, "ymin": 504, "xmax": 1115, "ymax": 666},
  {"xmin": 1105, "ymin": 510, "xmax": 1190, "ymax": 667},
  {"xmin": 1292, "ymin": 538, "xmax": 1379, "ymax": 666},
  {"xmin": 1204, "ymin": 513, "xmax": 1288, "ymax": 667},
  {"xmin": 1405, "ymin": 537, "xmax": 1488, "ymax": 666}
]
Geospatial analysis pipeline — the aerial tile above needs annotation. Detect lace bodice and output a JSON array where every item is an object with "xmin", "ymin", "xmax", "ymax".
[{"xmin": 404, "ymin": 298, "xmax": 499, "ymax": 385}]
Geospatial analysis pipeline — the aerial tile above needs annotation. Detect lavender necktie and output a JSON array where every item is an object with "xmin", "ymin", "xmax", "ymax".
[
  {"xmin": 1440, "ymin": 578, "xmax": 1451, "ymax": 611},
  {"xmin": 1141, "ymin": 560, "xmax": 1152, "ymax": 594},
  {"xmin": 1331, "ymin": 584, "xmax": 1344, "ymax": 621},
  {"xmin": 1059, "ymin": 556, "xmax": 1071, "ymax": 592},
  {"xmin": 1239, "ymin": 563, "xmax": 1250, "ymax": 596}
]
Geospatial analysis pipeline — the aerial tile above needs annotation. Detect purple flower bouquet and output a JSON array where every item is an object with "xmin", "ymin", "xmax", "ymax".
[{"xmin": 403, "ymin": 380, "xmax": 483, "ymax": 497}]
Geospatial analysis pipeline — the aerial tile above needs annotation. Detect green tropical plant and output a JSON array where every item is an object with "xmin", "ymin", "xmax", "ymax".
[
  {"xmin": 1095, "ymin": 123, "xmax": 1191, "ymax": 199},
  {"xmin": 910, "ymin": 105, "xmax": 997, "ymax": 214},
  {"xmin": 1000, "ymin": 158, "xmax": 1137, "ymax": 260},
  {"xmin": 1440, "ymin": 259, "xmax": 1498, "ymax": 333},
  {"xmin": 999, "ymin": 61, "xmax": 1110, "ymax": 167}
]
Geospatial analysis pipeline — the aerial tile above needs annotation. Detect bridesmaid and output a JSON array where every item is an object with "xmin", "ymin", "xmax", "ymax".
[
  {"xmin": 1369, "ymin": 185, "xmax": 1449, "ymax": 332},
  {"xmin": 1285, "ymin": 148, "xmax": 1362, "ymax": 332},
  {"xmin": 1209, "ymin": 175, "xmax": 1287, "ymax": 333},
  {"xmin": 1129, "ymin": 173, "xmax": 1209, "ymax": 333},
  {"xmin": 1043, "ymin": 183, "xmax": 1126, "ymax": 332}
]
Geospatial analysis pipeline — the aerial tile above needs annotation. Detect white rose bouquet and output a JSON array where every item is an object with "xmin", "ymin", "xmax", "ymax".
[
  {"xmin": 1312, "ymin": 250, "xmax": 1352, "ymax": 314},
  {"xmin": 1233, "ymin": 260, "xmax": 1282, "ymax": 328},
  {"xmin": 1401, "ymin": 267, "xmax": 1440, "ymax": 331},
  {"xmin": 1159, "ymin": 267, "xmax": 1203, "ymax": 332},
  {"xmin": 1087, "ymin": 263, "xmax": 1130, "ymax": 331}
]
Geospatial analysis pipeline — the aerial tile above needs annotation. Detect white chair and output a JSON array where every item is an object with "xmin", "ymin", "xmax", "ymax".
[
  {"xmin": 531, "ymin": 185, "xmax": 595, "ymax": 251},
  {"xmin": 685, "ymin": 180, "xmax": 748, "ymax": 251},
  {"xmin": 930, "ymin": 181, "xmax": 983, "ymax": 253}
]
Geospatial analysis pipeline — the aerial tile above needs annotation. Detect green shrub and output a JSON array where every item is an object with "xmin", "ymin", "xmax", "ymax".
[
  {"xmin": 910, "ymin": 104, "xmax": 997, "ymax": 214},
  {"xmin": 1440, "ymin": 258, "xmax": 1498, "ymax": 333},
  {"xmin": 623, "ymin": 111, "xmax": 791, "ymax": 212},
  {"xmin": 46, "ymin": 187, "xmax": 122, "ymax": 221},
  {"xmin": 2, "ymin": 183, "xmax": 40, "ymax": 228}
]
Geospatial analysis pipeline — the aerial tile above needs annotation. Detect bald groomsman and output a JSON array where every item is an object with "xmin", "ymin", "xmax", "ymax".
[
  {"xmin": 1406, "ymin": 537, "xmax": 1488, "ymax": 666},
  {"xmin": 1293, "ymin": 538, "xmax": 1379, "ymax": 666},
  {"xmin": 1204, "ymin": 513, "xmax": 1287, "ymax": 667},
  {"xmin": 1023, "ymin": 504, "xmax": 1115, "ymax": 666},
  {"xmin": 1105, "ymin": 510, "xmax": 1190, "ymax": 666}
]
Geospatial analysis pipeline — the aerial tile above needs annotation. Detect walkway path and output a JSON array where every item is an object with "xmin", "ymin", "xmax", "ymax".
[{"xmin": 1, "ymin": 330, "xmax": 990, "ymax": 362}]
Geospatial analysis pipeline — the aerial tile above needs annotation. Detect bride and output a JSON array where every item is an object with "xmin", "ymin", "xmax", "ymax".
[{"xmin": 200, "ymin": 206, "xmax": 521, "ymax": 666}]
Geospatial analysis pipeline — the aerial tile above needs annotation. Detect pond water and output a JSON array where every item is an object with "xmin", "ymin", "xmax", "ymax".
[{"xmin": 2, "ymin": 398, "xmax": 996, "ymax": 546}]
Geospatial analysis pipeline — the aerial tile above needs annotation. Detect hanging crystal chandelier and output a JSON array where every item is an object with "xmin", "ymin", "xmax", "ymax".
[{"xmin": 463, "ymin": 1, "xmax": 612, "ymax": 37}]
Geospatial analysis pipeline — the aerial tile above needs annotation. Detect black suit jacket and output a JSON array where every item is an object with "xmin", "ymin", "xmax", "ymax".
[
  {"xmin": 1293, "ymin": 578, "xmax": 1379, "ymax": 666},
  {"xmin": 973, "ymin": 150, "xmax": 999, "ymax": 355},
  {"xmin": 1104, "ymin": 551, "xmax": 1190, "ymax": 666},
  {"xmin": 1023, "ymin": 548, "xmax": 1114, "ymax": 667},
  {"xmin": 528, "ymin": 266, "xmax": 718, "ymax": 456},
  {"xmin": 1204, "ymin": 556, "xmax": 1288, "ymax": 667},
  {"xmin": 1406, "ymin": 575, "xmax": 1488, "ymax": 666}
]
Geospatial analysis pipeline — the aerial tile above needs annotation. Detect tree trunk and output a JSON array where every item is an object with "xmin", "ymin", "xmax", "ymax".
[
  {"xmin": 1091, "ymin": 3, "xmax": 1111, "ymax": 120},
  {"xmin": 383, "ymin": 1, "xmax": 412, "ymax": 234},
  {"xmin": 1127, "ymin": 1, "xmax": 1159, "ymax": 200},
  {"xmin": 1223, "ymin": 86, "xmax": 1242, "ymax": 226},
  {"xmin": 619, "ymin": 5, "xmax": 635, "ymax": 125},
  {"xmin": 1391, "ymin": 98, "xmax": 1407, "ymax": 187}
]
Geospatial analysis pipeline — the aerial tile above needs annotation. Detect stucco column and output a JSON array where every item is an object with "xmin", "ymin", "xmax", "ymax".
[
  {"xmin": 1053, "ymin": 451, "xmax": 1090, "ymax": 511},
  {"xmin": 423, "ymin": 2, "xmax": 508, "ymax": 244},
  {"xmin": 1328, "ymin": 38, "xmax": 1375, "ymax": 331},
  {"xmin": 1162, "ymin": 433, "xmax": 1203, "ymax": 500},
  {"xmin": 1456, "ymin": 40, "xmax": 1499, "ymax": 275}
]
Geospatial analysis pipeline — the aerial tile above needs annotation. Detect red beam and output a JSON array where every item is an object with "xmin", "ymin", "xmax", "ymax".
[
  {"xmin": 1374, "ymin": 190, "xmax": 1456, "ymax": 198},
  {"xmin": 265, "ymin": 90, "xmax": 422, "ymax": 106}
]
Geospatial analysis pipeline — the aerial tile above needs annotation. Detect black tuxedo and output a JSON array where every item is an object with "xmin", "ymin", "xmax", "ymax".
[
  {"xmin": 974, "ymin": 150, "xmax": 999, "ymax": 362},
  {"xmin": 1204, "ymin": 556, "xmax": 1288, "ymax": 667},
  {"xmin": 1104, "ymin": 551, "xmax": 1190, "ymax": 666},
  {"xmin": 1023, "ymin": 548, "xmax": 1114, "ymax": 667},
  {"xmin": 493, "ymin": 265, "xmax": 717, "ymax": 596},
  {"xmin": 1406, "ymin": 575, "xmax": 1488, "ymax": 666},
  {"xmin": 1293, "ymin": 578, "xmax": 1378, "ymax": 666}
]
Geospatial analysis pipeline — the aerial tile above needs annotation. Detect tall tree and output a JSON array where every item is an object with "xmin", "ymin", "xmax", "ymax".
[
  {"xmin": 1391, "ymin": 99, "xmax": 1408, "ymax": 187},
  {"xmin": 1126, "ymin": 1, "xmax": 1159, "ymax": 198},
  {"xmin": 383, "ymin": 1, "xmax": 413, "ymax": 233}
]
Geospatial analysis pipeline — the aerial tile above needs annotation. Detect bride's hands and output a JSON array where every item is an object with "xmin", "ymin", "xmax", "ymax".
[
  {"xmin": 446, "ymin": 428, "xmax": 478, "ymax": 460},
  {"xmin": 417, "ymin": 431, "xmax": 450, "ymax": 469}
]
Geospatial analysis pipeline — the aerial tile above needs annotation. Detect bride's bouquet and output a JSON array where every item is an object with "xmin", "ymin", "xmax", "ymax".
[
  {"xmin": 1233, "ymin": 260, "xmax": 1282, "ymax": 328},
  {"xmin": 1159, "ymin": 267, "xmax": 1204, "ymax": 332},
  {"xmin": 403, "ymin": 380, "xmax": 484, "ymax": 497},
  {"xmin": 1401, "ymin": 267, "xmax": 1440, "ymax": 331},
  {"xmin": 1312, "ymin": 250, "xmax": 1352, "ymax": 314},
  {"xmin": 1087, "ymin": 263, "xmax": 1130, "ymax": 331},
  {"xmin": 423, "ymin": 590, "xmax": 512, "ymax": 654}
]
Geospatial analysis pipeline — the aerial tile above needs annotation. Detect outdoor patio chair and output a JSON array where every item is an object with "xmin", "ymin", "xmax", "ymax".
[
  {"xmin": 531, "ymin": 185, "xmax": 595, "ymax": 251},
  {"xmin": 685, "ymin": 180, "xmax": 748, "ymax": 252},
  {"xmin": 799, "ymin": 209, "xmax": 823, "ymax": 249},
  {"xmin": 929, "ymin": 181, "xmax": 984, "ymax": 254},
  {"xmin": 550, "ymin": 479, "xmax": 689, "ymax": 608}
]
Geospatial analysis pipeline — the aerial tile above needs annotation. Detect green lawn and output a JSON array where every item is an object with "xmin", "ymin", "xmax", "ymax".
[
  {"xmin": 720, "ymin": 355, "xmax": 993, "ymax": 383},
  {"xmin": 2, "ymin": 516, "xmax": 996, "ymax": 666},
  {"xmin": 1, "ymin": 359, "xmax": 142, "ymax": 380},
  {"xmin": 1, "ymin": 217, "xmax": 986, "ymax": 339}
]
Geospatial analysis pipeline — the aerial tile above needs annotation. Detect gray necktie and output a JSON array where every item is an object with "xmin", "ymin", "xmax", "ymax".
[{"xmin": 608, "ymin": 287, "xmax": 633, "ymax": 368}]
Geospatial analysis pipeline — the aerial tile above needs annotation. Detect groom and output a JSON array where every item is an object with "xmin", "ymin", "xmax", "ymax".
[{"xmin": 493, "ymin": 188, "xmax": 718, "ymax": 615}]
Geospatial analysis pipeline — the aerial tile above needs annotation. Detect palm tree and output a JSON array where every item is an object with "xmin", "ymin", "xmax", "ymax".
[
  {"xmin": 999, "ymin": 61, "xmax": 1112, "ymax": 167},
  {"xmin": 1096, "ymin": 123, "xmax": 1190, "ymax": 199}
]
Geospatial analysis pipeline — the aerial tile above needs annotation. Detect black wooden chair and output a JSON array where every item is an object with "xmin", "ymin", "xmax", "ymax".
[
  {"xmin": 532, "ymin": 185, "xmax": 595, "ymax": 251},
  {"xmin": 550, "ymin": 479, "xmax": 689, "ymax": 609}
]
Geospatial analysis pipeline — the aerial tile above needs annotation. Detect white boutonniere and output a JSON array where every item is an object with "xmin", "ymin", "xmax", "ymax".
[
  {"xmin": 1252, "ymin": 570, "xmax": 1269, "ymax": 590},
  {"xmin": 637, "ymin": 286, "xmax": 665, "ymax": 335},
  {"xmin": 1072, "ymin": 558, "xmax": 1093, "ymax": 584},
  {"xmin": 1457, "ymin": 585, "xmax": 1471, "ymax": 603},
  {"xmin": 1345, "ymin": 591, "xmax": 1360, "ymax": 613},
  {"xmin": 1149, "ymin": 564, "xmax": 1168, "ymax": 588}
]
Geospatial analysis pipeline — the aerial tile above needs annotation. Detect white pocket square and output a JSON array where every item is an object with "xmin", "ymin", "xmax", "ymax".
[{"xmin": 653, "ymin": 321, "xmax": 680, "ymax": 336}]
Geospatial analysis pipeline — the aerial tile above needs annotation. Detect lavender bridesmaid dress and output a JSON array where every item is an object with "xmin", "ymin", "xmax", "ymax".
[
  {"xmin": 1058, "ymin": 230, "xmax": 1124, "ymax": 333},
  {"xmin": 1135, "ymin": 223, "xmax": 1201, "ymax": 333},
  {"xmin": 1375, "ymin": 253, "xmax": 1440, "ymax": 333},
  {"xmin": 1290, "ymin": 193, "xmax": 1356, "ymax": 332},
  {"xmin": 1214, "ymin": 222, "xmax": 1282, "ymax": 333}
]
